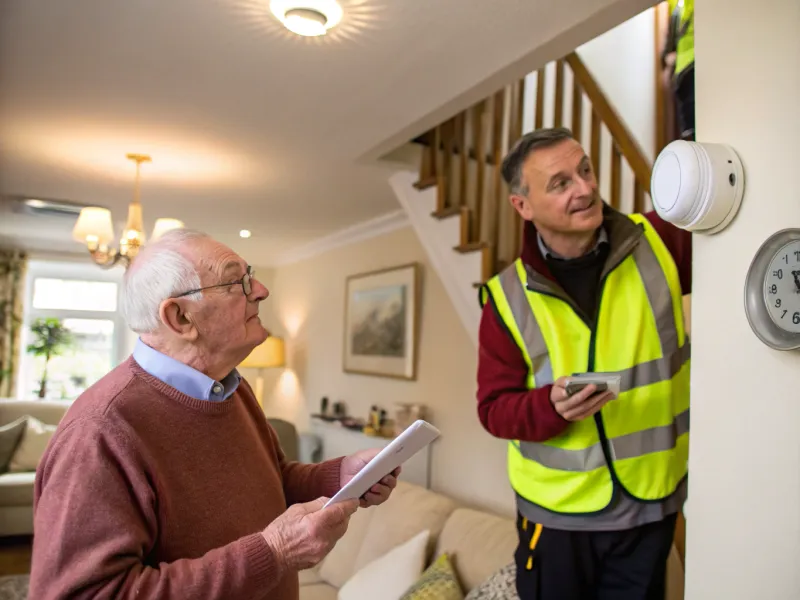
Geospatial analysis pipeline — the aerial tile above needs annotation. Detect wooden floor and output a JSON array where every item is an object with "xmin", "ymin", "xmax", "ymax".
[{"xmin": 0, "ymin": 536, "xmax": 32, "ymax": 576}]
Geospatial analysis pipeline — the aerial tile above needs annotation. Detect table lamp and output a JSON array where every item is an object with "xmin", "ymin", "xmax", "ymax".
[{"xmin": 240, "ymin": 336, "xmax": 285, "ymax": 405}]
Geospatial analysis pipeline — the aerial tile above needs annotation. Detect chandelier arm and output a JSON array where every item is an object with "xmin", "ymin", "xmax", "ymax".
[{"xmin": 87, "ymin": 245, "xmax": 129, "ymax": 270}]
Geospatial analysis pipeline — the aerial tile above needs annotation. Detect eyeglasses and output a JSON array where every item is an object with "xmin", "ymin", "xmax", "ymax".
[{"xmin": 172, "ymin": 265, "xmax": 254, "ymax": 299}]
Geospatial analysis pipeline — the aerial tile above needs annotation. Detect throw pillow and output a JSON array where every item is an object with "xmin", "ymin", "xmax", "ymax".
[
  {"xmin": 338, "ymin": 529, "xmax": 429, "ymax": 600},
  {"xmin": 8, "ymin": 416, "xmax": 57, "ymax": 473},
  {"xmin": 463, "ymin": 562, "xmax": 519, "ymax": 600},
  {"xmin": 0, "ymin": 417, "xmax": 28, "ymax": 472},
  {"xmin": 399, "ymin": 553, "xmax": 464, "ymax": 600}
]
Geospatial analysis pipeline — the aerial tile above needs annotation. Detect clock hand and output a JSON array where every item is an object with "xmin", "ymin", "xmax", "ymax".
[{"xmin": 792, "ymin": 270, "xmax": 800, "ymax": 292}]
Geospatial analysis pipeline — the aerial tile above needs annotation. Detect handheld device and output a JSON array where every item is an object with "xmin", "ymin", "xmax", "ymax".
[
  {"xmin": 324, "ymin": 420, "xmax": 440, "ymax": 508},
  {"xmin": 564, "ymin": 373, "xmax": 622, "ymax": 398}
]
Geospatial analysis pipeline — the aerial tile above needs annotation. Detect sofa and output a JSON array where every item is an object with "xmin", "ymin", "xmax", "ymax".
[
  {"xmin": 299, "ymin": 480, "xmax": 685, "ymax": 600},
  {"xmin": 0, "ymin": 399, "xmax": 71, "ymax": 537}
]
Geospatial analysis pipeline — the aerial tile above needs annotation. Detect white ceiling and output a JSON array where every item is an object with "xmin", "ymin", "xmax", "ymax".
[{"xmin": 0, "ymin": 0, "xmax": 652, "ymax": 264}]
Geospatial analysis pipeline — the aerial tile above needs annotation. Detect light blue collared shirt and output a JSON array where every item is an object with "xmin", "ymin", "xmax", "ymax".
[{"xmin": 133, "ymin": 339, "xmax": 241, "ymax": 402}]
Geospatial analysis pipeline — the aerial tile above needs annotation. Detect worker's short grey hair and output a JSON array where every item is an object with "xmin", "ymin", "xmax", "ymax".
[
  {"xmin": 121, "ymin": 229, "xmax": 211, "ymax": 334},
  {"xmin": 501, "ymin": 127, "xmax": 575, "ymax": 196}
]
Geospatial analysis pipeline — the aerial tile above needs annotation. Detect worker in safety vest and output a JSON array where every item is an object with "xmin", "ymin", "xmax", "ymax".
[
  {"xmin": 477, "ymin": 127, "xmax": 692, "ymax": 599},
  {"xmin": 662, "ymin": 0, "xmax": 695, "ymax": 140}
]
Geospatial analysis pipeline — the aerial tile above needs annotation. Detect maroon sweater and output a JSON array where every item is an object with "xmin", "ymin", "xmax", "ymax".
[
  {"xmin": 477, "ymin": 209, "xmax": 692, "ymax": 443},
  {"xmin": 30, "ymin": 358, "xmax": 343, "ymax": 600}
]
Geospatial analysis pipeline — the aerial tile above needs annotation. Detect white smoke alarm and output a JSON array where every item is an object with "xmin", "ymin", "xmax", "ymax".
[{"xmin": 650, "ymin": 140, "xmax": 745, "ymax": 234}]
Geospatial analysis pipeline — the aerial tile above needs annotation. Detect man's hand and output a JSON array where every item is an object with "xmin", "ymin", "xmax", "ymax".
[
  {"xmin": 340, "ymin": 448, "xmax": 400, "ymax": 508},
  {"xmin": 262, "ymin": 497, "xmax": 359, "ymax": 571},
  {"xmin": 550, "ymin": 377, "xmax": 615, "ymax": 422}
]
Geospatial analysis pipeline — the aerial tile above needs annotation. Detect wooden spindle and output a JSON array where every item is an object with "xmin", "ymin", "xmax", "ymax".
[
  {"xmin": 554, "ymin": 60, "xmax": 565, "ymax": 127},
  {"xmin": 572, "ymin": 78, "xmax": 583, "ymax": 142},
  {"xmin": 512, "ymin": 78, "xmax": 525, "ymax": 146},
  {"xmin": 590, "ymin": 109, "xmax": 601, "ymax": 177},
  {"xmin": 456, "ymin": 112, "xmax": 467, "ymax": 209},
  {"xmin": 490, "ymin": 90, "xmax": 505, "ymax": 248},
  {"xmin": 535, "ymin": 67, "xmax": 546, "ymax": 130},
  {"xmin": 634, "ymin": 179, "xmax": 645, "ymax": 214},
  {"xmin": 472, "ymin": 102, "xmax": 486, "ymax": 243},
  {"xmin": 460, "ymin": 206, "xmax": 471, "ymax": 247},
  {"xmin": 439, "ymin": 119, "xmax": 454, "ymax": 212},
  {"xmin": 610, "ymin": 143, "xmax": 622, "ymax": 209}
]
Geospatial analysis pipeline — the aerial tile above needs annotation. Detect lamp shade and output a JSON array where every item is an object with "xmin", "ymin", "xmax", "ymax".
[
  {"xmin": 151, "ymin": 218, "xmax": 185, "ymax": 241},
  {"xmin": 72, "ymin": 207, "xmax": 115, "ymax": 245},
  {"xmin": 241, "ymin": 336, "xmax": 285, "ymax": 368}
]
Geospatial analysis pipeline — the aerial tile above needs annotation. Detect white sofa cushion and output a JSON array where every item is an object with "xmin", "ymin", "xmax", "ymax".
[
  {"xmin": 338, "ymin": 529, "xmax": 429, "ymax": 600},
  {"xmin": 8, "ymin": 416, "xmax": 56, "ymax": 473},
  {"xmin": 0, "ymin": 417, "xmax": 28, "ymax": 471}
]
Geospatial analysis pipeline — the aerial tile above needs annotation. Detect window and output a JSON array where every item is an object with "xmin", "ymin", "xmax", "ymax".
[{"xmin": 17, "ymin": 260, "xmax": 132, "ymax": 401}]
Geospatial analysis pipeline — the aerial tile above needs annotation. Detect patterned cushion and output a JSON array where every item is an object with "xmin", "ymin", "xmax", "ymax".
[
  {"xmin": 463, "ymin": 562, "xmax": 519, "ymax": 600},
  {"xmin": 399, "ymin": 553, "xmax": 464, "ymax": 600}
]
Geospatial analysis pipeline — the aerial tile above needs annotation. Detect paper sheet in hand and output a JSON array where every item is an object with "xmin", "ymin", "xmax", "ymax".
[{"xmin": 324, "ymin": 420, "xmax": 440, "ymax": 508}]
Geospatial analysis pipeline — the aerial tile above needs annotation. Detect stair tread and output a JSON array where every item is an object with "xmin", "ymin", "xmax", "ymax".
[
  {"xmin": 431, "ymin": 206, "xmax": 462, "ymax": 219},
  {"xmin": 454, "ymin": 241, "xmax": 487, "ymax": 253},
  {"xmin": 413, "ymin": 176, "xmax": 438, "ymax": 190}
]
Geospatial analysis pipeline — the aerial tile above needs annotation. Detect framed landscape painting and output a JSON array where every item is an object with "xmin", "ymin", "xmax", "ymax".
[{"xmin": 343, "ymin": 262, "xmax": 420, "ymax": 380}]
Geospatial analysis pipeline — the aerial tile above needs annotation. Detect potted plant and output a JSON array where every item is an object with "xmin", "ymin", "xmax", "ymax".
[{"xmin": 27, "ymin": 317, "xmax": 73, "ymax": 399}]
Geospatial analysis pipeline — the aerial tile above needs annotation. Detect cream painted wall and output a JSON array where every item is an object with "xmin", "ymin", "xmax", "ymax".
[
  {"xmin": 576, "ymin": 6, "xmax": 656, "ymax": 161},
  {"xmin": 255, "ymin": 226, "xmax": 515, "ymax": 517},
  {"xmin": 685, "ymin": 1, "xmax": 800, "ymax": 598}
]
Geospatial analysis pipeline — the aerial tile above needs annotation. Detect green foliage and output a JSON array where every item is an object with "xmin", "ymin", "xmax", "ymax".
[
  {"xmin": 26, "ymin": 318, "xmax": 73, "ymax": 398},
  {"xmin": 27, "ymin": 318, "xmax": 73, "ymax": 357}
]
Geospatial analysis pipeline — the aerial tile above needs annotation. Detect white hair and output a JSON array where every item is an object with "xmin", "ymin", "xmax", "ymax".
[{"xmin": 121, "ymin": 229, "xmax": 211, "ymax": 333}]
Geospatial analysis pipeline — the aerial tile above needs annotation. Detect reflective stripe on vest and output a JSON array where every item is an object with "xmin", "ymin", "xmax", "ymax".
[{"xmin": 485, "ymin": 214, "xmax": 690, "ymax": 514}]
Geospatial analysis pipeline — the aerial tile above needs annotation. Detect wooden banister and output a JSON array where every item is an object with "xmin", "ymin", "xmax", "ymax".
[
  {"xmin": 565, "ymin": 52, "xmax": 653, "ymax": 187},
  {"xmin": 413, "ymin": 47, "xmax": 655, "ymax": 283}
]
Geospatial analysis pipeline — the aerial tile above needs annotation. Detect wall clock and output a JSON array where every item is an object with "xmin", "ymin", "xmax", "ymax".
[{"xmin": 744, "ymin": 229, "xmax": 800, "ymax": 350}]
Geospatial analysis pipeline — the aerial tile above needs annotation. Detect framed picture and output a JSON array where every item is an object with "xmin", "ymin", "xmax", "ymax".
[{"xmin": 343, "ymin": 262, "xmax": 420, "ymax": 380}]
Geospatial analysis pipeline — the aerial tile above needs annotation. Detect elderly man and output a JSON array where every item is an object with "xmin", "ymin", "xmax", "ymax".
[
  {"xmin": 30, "ymin": 229, "xmax": 398, "ymax": 599},
  {"xmin": 477, "ymin": 128, "xmax": 691, "ymax": 599}
]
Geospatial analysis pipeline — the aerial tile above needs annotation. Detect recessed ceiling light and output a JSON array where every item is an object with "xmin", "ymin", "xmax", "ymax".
[
  {"xmin": 270, "ymin": 0, "xmax": 343, "ymax": 37},
  {"xmin": 239, "ymin": 229, "xmax": 252, "ymax": 238}
]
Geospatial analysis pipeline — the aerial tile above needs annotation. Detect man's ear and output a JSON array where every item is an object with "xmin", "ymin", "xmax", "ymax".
[
  {"xmin": 509, "ymin": 194, "xmax": 534, "ymax": 221},
  {"xmin": 159, "ymin": 299, "xmax": 199, "ymax": 342}
]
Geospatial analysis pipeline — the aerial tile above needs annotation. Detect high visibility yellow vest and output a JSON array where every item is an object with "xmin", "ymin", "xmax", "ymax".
[
  {"xmin": 668, "ymin": 0, "xmax": 694, "ymax": 77},
  {"xmin": 481, "ymin": 214, "xmax": 690, "ymax": 515}
]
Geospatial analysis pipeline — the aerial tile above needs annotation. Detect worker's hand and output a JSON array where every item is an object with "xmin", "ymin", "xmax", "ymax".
[
  {"xmin": 550, "ymin": 377, "xmax": 614, "ymax": 422},
  {"xmin": 262, "ymin": 497, "xmax": 359, "ymax": 571}
]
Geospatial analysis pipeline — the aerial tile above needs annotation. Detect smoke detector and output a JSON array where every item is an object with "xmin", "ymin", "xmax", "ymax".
[{"xmin": 270, "ymin": 1, "xmax": 343, "ymax": 37}]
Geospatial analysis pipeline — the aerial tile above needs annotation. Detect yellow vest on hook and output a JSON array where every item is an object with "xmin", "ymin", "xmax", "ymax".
[{"xmin": 481, "ymin": 214, "xmax": 690, "ymax": 515}]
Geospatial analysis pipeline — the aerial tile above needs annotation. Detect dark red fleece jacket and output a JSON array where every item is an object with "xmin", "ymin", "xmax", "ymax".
[{"xmin": 476, "ymin": 210, "xmax": 692, "ymax": 443}]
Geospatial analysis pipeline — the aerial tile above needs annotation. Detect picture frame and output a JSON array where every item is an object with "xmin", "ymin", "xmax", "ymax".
[{"xmin": 343, "ymin": 262, "xmax": 420, "ymax": 380}]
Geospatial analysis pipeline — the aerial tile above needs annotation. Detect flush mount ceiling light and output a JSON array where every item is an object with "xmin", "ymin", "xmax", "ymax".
[{"xmin": 270, "ymin": 0, "xmax": 343, "ymax": 37}]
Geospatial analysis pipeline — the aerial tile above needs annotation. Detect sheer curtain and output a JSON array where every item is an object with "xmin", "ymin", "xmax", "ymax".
[{"xmin": 0, "ymin": 249, "xmax": 27, "ymax": 398}]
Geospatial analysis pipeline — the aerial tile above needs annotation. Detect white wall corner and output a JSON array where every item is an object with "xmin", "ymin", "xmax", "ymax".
[
  {"xmin": 388, "ymin": 170, "xmax": 481, "ymax": 347},
  {"xmin": 270, "ymin": 209, "xmax": 410, "ymax": 267}
]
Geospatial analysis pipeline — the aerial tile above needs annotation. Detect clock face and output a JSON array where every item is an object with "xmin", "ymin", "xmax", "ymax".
[{"xmin": 764, "ymin": 240, "xmax": 800, "ymax": 333}]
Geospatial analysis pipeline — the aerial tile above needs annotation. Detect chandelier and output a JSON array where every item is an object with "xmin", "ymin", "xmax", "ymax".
[{"xmin": 72, "ymin": 153, "xmax": 184, "ymax": 269}]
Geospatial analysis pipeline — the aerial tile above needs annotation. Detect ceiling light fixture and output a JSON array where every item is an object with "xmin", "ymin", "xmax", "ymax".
[
  {"xmin": 239, "ymin": 229, "xmax": 252, "ymax": 238},
  {"xmin": 72, "ymin": 153, "xmax": 185, "ymax": 269},
  {"xmin": 270, "ymin": 0, "xmax": 343, "ymax": 37}
]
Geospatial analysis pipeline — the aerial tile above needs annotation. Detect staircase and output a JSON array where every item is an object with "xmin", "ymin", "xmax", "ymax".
[{"xmin": 389, "ymin": 50, "xmax": 655, "ymax": 345}]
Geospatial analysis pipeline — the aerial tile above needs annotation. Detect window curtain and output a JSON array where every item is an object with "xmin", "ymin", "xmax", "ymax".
[{"xmin": 0, "ymin": 249, "xmax": 27, "ymax": 398}]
